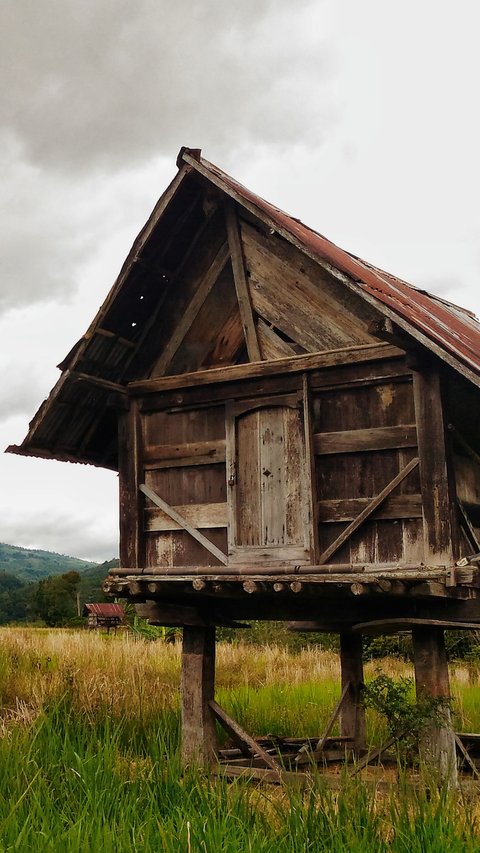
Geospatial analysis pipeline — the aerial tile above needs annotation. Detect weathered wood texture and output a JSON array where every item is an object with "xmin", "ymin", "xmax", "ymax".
[
  {"xmin": 413, "ymin": 366, "xmax": 457, "ymax": 566},
  {"xmin": 340, "ymin": 632, "xmax": 366, "ymax": 749},
  {"xmin": 240, "ymin": 219, "xmax": 376, "ymax": 352},
  {"xmin": 225, "ymin": 203, "xmax": 261, "ymax": 361},
  {"xmin": 181, "ymin": 626, "xmax": 218, "ymax": 767},
  {"xmin": 412, "ymin": 626, "xmax": 457, "ymax": 786},
  {"xmin": 118, "ymin": 401, "xmax": 144, "ymax": 568},
  {"xmin": 314, "ymin": 376, "xmax": 424, "ymax": 566},
  {"xmin": 226, "ymin": 396, "xmax": 311, "ymax": 564},
  {"xmin": 143, "ymin": 406, "xmax": 227, "ymax": 568}
]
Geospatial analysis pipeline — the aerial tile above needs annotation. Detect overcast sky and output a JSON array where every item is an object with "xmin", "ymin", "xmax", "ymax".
[{"xmin": 1, "ymin": 0, "xmax": 480, "ymax": 562}]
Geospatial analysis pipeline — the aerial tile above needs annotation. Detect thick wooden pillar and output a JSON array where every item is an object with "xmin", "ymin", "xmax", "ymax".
[
  {"xmin": 181, "ymin": 626, "xmax": 218, "ymax": 767},
  {"xmin": 340, "ymin": 631, "xmax": 366, "ymax": 750},
  {"xmin": 412, "ymin": 626, "xmax": 457, "ymax": 786}
]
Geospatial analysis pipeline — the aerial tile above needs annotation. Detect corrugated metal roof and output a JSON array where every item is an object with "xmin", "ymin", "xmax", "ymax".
[
  {"xmin": 179, "ymin": 148, "xmax": 480, "ymax": 382},
  {"xmin": 83, "ymin": 603, "xmax": 125, "ymax": 618}
]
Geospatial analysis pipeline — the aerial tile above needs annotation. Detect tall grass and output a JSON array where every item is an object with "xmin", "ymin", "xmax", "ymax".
[{"xmin": 0, "ymin": 628, "xmax": 479, "ymax": 851}]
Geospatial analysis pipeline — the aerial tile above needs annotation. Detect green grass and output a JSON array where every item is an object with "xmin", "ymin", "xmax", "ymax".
[{"xmin": 0, "ymin": 630, "xmax": 479, "ymax": 851}]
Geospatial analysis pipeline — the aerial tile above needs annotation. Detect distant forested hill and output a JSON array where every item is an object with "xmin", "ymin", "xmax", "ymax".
[
  {"xmin": 0, "ymin": 546, "xmax": 119, "ymax": 625},
  {"xmin": 0, "ymin": 542, "xmax": 99, "ymax": 583}
]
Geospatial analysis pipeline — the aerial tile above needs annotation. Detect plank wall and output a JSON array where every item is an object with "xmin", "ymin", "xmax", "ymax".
[
  {"xmin": 312, "ymin": 374, "xmax": 423, "ymax": 565},
  {"xmin": 126, "ymin": 352, "xmax": 455, "ymax": 573},
  {"xmin": 143, "ymin": 406, "xmax": 227, "ymax": 567}
]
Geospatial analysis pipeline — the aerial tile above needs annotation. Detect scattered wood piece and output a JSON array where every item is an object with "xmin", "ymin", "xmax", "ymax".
[
  {"xmin": 454, "ymin": 733, "xmax": 480, "ymax": 779},
  {"xmin": 296, "ymin": 682, "xmax": 350, "ymax": 766},
  {"xmin": 208, "ymin": 700, "xmax": 283, "ymax": 778},
  {"xmin": 349, "ymin": 733, "xmax": 401, "ymax": 776}
]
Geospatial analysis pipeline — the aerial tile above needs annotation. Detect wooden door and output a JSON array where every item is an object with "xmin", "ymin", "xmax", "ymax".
[{"xmin": 226, "ymin": 396, "xmax": 312, "ymax": 565}]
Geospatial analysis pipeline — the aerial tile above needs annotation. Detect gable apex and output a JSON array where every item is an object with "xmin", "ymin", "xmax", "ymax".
[{"xmin": 7, "ymin": 147, "xmax": 480, "ymax": 471}]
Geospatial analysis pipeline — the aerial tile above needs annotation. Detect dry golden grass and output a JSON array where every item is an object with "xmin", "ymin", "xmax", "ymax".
[{"xmin": 0, "ymin": 626, "xmax": 477, "ymax": 732}]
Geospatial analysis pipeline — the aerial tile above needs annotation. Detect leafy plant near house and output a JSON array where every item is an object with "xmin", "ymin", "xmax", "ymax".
[{"xmin": 363, "ymin": 672, "xmax": 452, "ymax": 755}]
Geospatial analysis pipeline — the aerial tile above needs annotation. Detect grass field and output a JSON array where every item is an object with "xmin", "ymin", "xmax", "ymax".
[{"xmin": 0, "ymin": 628, "xmax": 479, "ymax": 851}]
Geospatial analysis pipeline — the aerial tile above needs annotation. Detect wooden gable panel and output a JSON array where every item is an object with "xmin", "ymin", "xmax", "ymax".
[
  {"xmin": 167, "ymin": 263, "xmax": 245, "ymax": 374},
  {"xmin": 240, "ymin": 219, "xmax": 378, "ymax": 352},
  {"xmin": 148, "ymin": 208, "xmax": 229, "ymax": 378}
]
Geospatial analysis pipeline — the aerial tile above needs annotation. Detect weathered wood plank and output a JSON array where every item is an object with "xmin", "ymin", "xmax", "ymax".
[
  {"xmin": 209, "ymin": 700, "xmax": 282, "ymax": 776},
  {"xmin": 140, "ymin": 484, "xmax": 228, "ymax": 564},
  {"xmin": 151, "ymin": 242, "xmax": 230, "ymax": 375},
  {"xmin": 118, "ymin": 400, "xmax": 144, "ymax": 568},
  {"xmin": 257, "ymin": 318, "xmax": 298, "ymax": 359},
  {"xmin": 318, "ymin": 494, "xmax": 423, "ymax": 522},
  {"xmin": 241, "ymin": 218, "xmax": 374, "ymax": 351},
  {"xmin": 130, "ymin": 343, "xmax": 403, "ymax": 394},
  {"xmin": 413, "ymin": 366, "xmax": 456, "ymax": 567},
  {"xmin": 296, "ymin": 682, "xmax": 350, "ymax": 765},
  {"xmin": 352, "ymin": 618, "xmax": 480, "ymax": 635},
  {"xmin": 228, "ymin": 545, "xmax": 310, "ymax": 564},
  {"xmin": 318, "ymin": 457, "xmax": 420, "ymax": 564},
  {"xmin": 143, "ymin": 439, "xmax": 226, "ymax": 467},
  {"xmin": 313, "ymin": 425, "xmax": 417, "ymax": 455},
  {"xmin": 145, "ymin": 502, "xmax": 228, "ymax": 532},
  {"xmin": 225, "ymin": 202, "xmax": 262, "ymax": 361}
]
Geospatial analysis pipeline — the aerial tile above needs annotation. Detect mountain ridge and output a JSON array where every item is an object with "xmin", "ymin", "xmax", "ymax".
[{"xmin": 0, "ymin": 542, "xmax": 114, "ymax": 583}]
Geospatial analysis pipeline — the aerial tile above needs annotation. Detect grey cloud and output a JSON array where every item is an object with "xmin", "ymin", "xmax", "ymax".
[
  {"xmin": 0, "ymin": 367, "xmax": 46, "ymax": 422},
  {"xmin": 0, "ymin": 509, "xmax": 118, "ymax": 563},
  {"xmin": 0, "ymin": 0, "xmax": 332, "ymax": 173},
  {"xmin": 0, "ymin": 137, "xmax": 96, "ymax": 313}
]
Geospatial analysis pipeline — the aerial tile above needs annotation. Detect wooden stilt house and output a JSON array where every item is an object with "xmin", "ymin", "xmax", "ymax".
[{"xmin": 9, "ymin": 148, "xmax": 480, "ymax": 781}]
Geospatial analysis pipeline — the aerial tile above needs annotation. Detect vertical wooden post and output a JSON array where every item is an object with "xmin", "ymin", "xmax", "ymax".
[
  {"xmin": 181, "ymin": 626, "xmax": 218, "ymax": 767},
  {"xmin": 118, "ymin": 399, "xmax": 144, "ymax": 568},
  {"xmin": 412, "ymin": 626, "xmax": 457, "ymax": 786},
  {"xmin": 340, "ymin": 631, "xmax": 366, "ymax": 750},
  {"xmin": 413, "ymin": 363, "xmax": 456, "ymax": 567}
]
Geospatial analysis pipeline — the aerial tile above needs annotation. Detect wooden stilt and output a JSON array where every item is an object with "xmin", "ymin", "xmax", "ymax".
[
  {"xmin": 412, "ymin": 626, "xmax": 457, "ymax": 786},
  {"xmin": 339, "ymin": 631, "xmax": 366, "ymax": 750},
  {"xmin": 181, "ymin": 626, "xmax": 218, "ymax": 767}
]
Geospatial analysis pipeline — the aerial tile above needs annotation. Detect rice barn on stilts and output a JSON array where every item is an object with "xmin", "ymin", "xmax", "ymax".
[{"xmin": 10, "ymin": 147, "xmax": 480, "ymax": 786}]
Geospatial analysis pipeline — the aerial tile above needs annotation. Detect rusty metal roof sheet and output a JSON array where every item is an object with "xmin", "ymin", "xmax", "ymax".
[
  {"xmin": 83, "ymin": 603, "xmax": 125, "ymax": 618},
  {"xmin": 178, "ymin": 148, "xmax": 480, "ymax": 382}
]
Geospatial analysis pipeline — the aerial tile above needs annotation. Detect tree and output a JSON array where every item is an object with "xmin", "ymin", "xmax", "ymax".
[{"xmin": 32, "ymin": 571, "xmax": 80, "ymax": 626}]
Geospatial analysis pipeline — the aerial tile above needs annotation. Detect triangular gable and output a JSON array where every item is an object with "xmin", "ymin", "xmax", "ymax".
[
  {"xmin": 7, "ymin": 147, "xmax": 480, "ymax": 470},
  {"xmin": 178, "ymin": 148, "xmax": 480, "ymax": 387}
]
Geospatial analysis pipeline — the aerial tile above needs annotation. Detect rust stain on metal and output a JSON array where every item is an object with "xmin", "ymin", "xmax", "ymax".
[{"xmin": 187, "ymin": 151, "xmax": 480, "ymax": 378}]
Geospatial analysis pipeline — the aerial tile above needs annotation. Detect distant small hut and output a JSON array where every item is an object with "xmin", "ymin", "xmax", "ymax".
[{"xmin": 83, "ymin": 603, "xmax": 125, "ymax": 632}]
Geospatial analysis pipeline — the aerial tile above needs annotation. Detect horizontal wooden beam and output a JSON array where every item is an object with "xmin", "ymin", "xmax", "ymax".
[
  {"xmin": 318, "ymin": 495, "xmax": 422, "ymax": 523},
  {"xmin": 209, "ymin": 700, "xmax": 282, "ymax": 776},
  {"xmin": 143, "ymin": 439, "xmax": 226, "ymax": 469},
  {"xmin": 68, "ymin": 370, "xmax": 128, "ymax": 394},
  {"xmin": 110, "ymin": 561, "xmax": 447, "ymax": 578},
  {"xmin": 313, "ymin": 425, "xmax": 417, "ymax": 456},
  {"xmin": 129, "ymin": 343, "xmax": 403, "ymax": 395},
  {"xmin": 145, "ymin": 502, "xmax": 227, "ymax": 532},
  {"xmin": 351, "ymin": 618, "xmax": 480, "ymax": 635}
]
